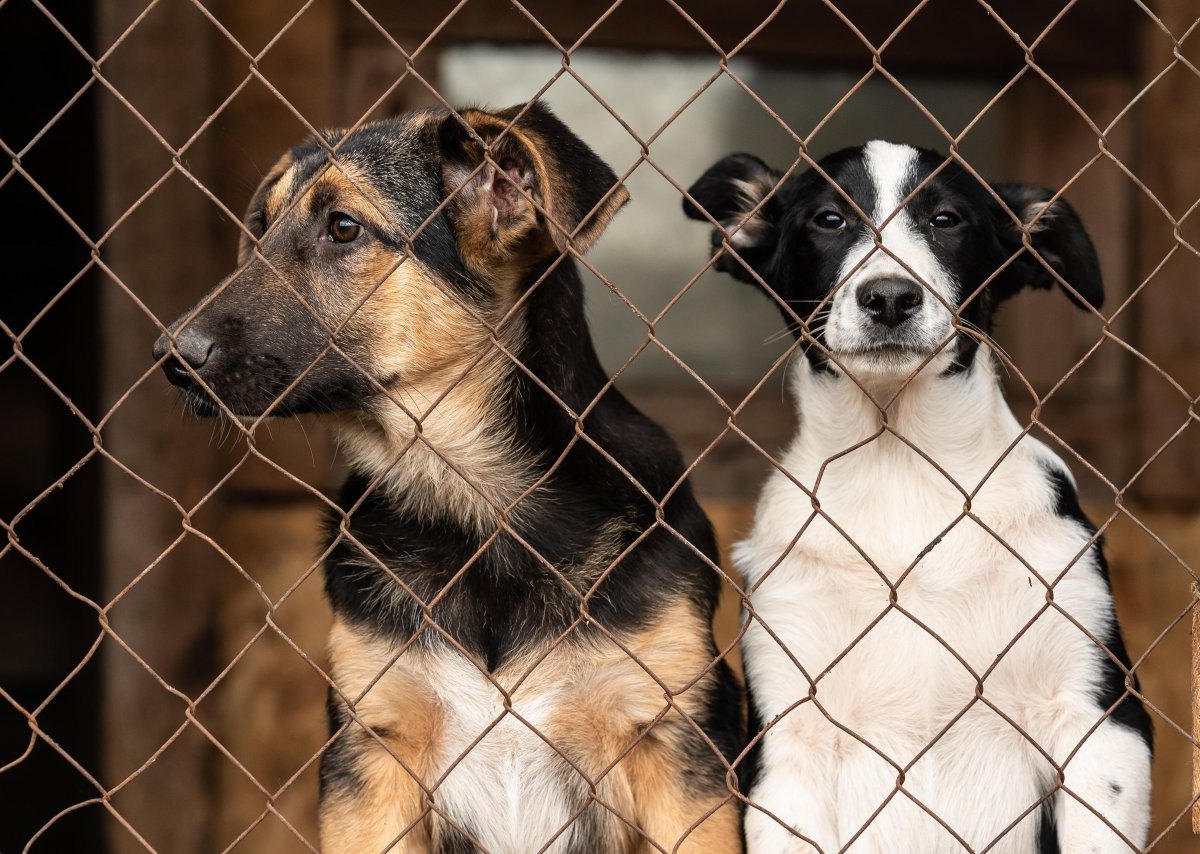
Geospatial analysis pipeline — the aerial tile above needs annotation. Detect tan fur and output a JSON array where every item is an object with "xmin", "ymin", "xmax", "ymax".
[
  {"xmin": 1023, "ymin": 199, "xmax": 1057, "ymax": 232},
  {"xmin": 321, "ymin": 620, "xmax": 440, "ymax": 854},
  {"xmin": 446, "ymin": 110, "xmax": 630, "ymax": 268},
  {"xmin": 722, "ymin": 176, "xmax": 777, "ymax": 250},
  {"xmin": 564, "ymin": 176, "xmax": 629, "ymax": 254},
  {"xmin": 312, "ymin": 162, "xmax": 395, "ymax": 226},
  {"xmin": 539, "ymin": 151, "xmax": 629, "ymax": 255},
  {"xmin": 327, "ymin": 241, "xmax": 532, "ymax": 531},
  {"xmin": 541, "ymin": 604, "xmax": 740, "ymax": 852},
  {"xmin": 264, "ymin": 155, "xmax": 296, "ymax": 223},
  {"xmin": 322, "ymin": 604, "xmax": 740, "ymax": 853},
  {"xmin": 461, "ymin": 110, "xmax": 630, "ymax": 254},
  {"xmin": 240, "ymin": 150, "xmax": 536, "ymax": 532},
  {"xmin": 320, "ymin": 752, "xmax": 434, "ymax": 854},
  {"xmin": 442, "ymin": 128, "xmax": 550, "ymax": 281},
  {"xmin": 624, "ymin": 741, "xmax": 740, "ymax": 853},
  {"xmin": 236, "ymin": 153, "xmax": 294, "ymax": 266}
]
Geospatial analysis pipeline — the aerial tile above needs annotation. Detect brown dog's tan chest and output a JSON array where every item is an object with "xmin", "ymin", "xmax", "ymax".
[{"xmin": 321, "ymin": 603, "xmax": 739, "ymax": 853}]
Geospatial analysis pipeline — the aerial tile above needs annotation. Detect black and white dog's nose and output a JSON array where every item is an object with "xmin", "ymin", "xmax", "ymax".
[
  {"xmin": 153, "ymin": 326, "xmax": 214, "ymax": 387},
  {"xmin": 857, "ymin": 277, "xmax": 924, "ymax": 328}
]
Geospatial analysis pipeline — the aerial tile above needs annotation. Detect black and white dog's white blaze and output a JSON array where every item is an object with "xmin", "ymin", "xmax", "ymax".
[{"xmin": 687, "ymin": 141, "xmax": 1151, "ymax": 853}]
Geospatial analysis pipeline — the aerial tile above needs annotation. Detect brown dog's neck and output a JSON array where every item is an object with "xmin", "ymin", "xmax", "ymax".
[
  {"xmin": 330, "ymin": 260, "xmax": 609, "ymax": 534},
  {"xmin": 330, "ymin": 328, "xmax": 531, "ymax": 534}
]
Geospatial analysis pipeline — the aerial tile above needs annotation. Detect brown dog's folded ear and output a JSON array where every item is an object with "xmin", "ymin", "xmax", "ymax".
[
  {"xmin": 991, "ymin": 182, "xmax": 1104, "ymax": 311},
  {"xmin": 439, "ymin": 103, "xmax": 629, "ymax": 263}
]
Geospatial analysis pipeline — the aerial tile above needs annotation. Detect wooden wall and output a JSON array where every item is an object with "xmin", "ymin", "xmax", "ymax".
[{"xmin": 92, "ymin": 0, "xmax": 1199, "ymax": 851}]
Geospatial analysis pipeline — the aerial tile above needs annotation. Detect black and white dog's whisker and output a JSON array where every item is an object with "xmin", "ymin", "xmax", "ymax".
[{"xmin": 687, "ymin": 139, "xmax": 1151, "ymax": 853}]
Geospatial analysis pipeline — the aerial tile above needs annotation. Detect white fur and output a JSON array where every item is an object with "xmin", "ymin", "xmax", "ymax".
[
  {"xmin": 740, "ymin": 169, "xmax": 1151, "ymax": 852},
  {"xmin": 825, "ymin": 142, "xmax": 958, "ymax": 378},
  {"xmin": 419, "ymin": 653, "xmax": 581, "ymax": 852}
]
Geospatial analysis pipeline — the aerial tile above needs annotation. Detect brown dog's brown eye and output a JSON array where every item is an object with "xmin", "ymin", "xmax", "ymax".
[{"xmin": 328, "ymin": 213, "xmax": 361, "ymax": 243}]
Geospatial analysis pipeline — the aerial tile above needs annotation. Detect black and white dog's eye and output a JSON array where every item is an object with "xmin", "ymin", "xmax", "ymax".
[
  {"xmin": 813, "ymin": 210, "xmax": 846, "ymax": 230},
  {"xmin": 328, "ymin": 213, "xmax": 362, "ymax": 243},
  {"xmin": 930, "ymin": 211, "xmax": 961, "ymax": 229}
]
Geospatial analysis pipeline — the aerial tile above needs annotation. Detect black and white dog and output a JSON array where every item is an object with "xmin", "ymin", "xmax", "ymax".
[{"xmin": 686, "ymin": 141, "xmax": 1152, "ymax": 852}]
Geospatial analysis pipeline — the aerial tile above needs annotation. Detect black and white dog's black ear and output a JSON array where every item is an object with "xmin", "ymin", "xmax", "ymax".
[
  {"xmin": 683, "ymin": 153, "xmax": 783, "ymax": 285},
  {"xmin": 992, "ymin": 182, "xmax": 1104, "ymax": 310}
]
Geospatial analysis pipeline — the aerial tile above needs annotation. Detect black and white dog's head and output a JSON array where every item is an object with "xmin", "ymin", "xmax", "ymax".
[{"xmin": 684, "ymin": 141, "xmax": 1103, "ymax": 381}]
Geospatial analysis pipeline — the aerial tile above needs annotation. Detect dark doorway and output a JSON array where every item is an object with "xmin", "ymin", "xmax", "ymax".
[{"xmin": 0, "ymin": 0, "xmax": 104, "ymax": 849}]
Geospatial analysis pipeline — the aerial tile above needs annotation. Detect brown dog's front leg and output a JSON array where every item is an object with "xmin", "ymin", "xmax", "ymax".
[
  {"xmin": 320, "ymin": 621, "xmax": 442, "ymax": 854},
  {"xmin": 319, "ymin": 705, "xmax": 436, "ymax": 854},
  {"xmin": 626, "ymin": 739, "xmax": 742, "ymax": 854}
]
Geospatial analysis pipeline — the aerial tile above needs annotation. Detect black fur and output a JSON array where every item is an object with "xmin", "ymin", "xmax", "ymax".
[
  {"xmin": 684, "ymin": 144, "xmax": 1104, "ymax": 375},
  {"xmin": 319, "ymin": 688, "xmax": 363, "ymax": 801},
  {"xmin": 436, "ymin": 826, "xmax": 481, "ymax": 854},
  {"xmin": 323, "ymin": 254, "xmax": 743, "ymax": 751},
  {"xmin": 1041, "ymin": 463, "xmax": 1153, "ymax": 749},
  {"xmin": 1037, "ymin": 795, "xmax": 1060, "ymax": 854},
  {"xmin": 156, "ymin": 102, "xmax": 745, "ymax": 847},
  {"xmin": 738, "ymin": 682, "xmax": 764, "ymax": 849}
]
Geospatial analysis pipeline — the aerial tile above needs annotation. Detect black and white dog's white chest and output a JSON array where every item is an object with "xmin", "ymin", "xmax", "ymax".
[
  {"xmin": 686, "ymin": 140, "xmax": 1152, "ymax": 852},
  {"xmin": 738, "ymin": 420, "xmax": 1149, "ymax": 852}
]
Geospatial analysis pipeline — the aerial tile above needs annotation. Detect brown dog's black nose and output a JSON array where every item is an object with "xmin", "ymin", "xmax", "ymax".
[
  {"xmin": 857, "ymin": 278, "xmax": 923, "ymax": 328},
  {"xmin": 153, "ymin": 326, "xmax": 214, "ymax": 387}
]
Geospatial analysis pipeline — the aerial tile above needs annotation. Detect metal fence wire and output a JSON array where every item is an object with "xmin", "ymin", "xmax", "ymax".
[{"xmin": 3, "ymin": 0, "xmax": 1200, "ymax": 851}]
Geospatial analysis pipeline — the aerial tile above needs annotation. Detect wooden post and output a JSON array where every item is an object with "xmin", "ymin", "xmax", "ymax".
[
  {"xmin": 204, "ymin": 5, "xmax": 341, "ymax": 849},
  {"xmin": 98, "ymin": 1, "xmax": 342, "ymax": 850},
  {"xmin": 999, "ymin": 75, "xmax": 1137, "ymax": 488},
  {"xmin": 97, "ymin": 2, "xmax": 224, "ymax": 851},
  {"xmin": 1193, "ymin": 584, "xmax": 1200, "ymax": 833},
  {"xmin": 1133, "ymin": 0, "xmax": 1200, "ymax": 507},
  {"xmin": 1132, "ymin": 7, "xmax": 1200, "ymax": 831}
]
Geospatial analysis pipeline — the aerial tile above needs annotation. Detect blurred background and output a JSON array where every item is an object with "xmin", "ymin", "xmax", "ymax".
[{"xmin": 2, "ymin": 0, "xmax": 1198, "ymax": 850}]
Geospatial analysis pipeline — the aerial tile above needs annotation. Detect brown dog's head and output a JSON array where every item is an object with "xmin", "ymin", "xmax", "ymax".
[{"xmin": 152, "ymin": 103, "xmax": 628, "ymax": 418}]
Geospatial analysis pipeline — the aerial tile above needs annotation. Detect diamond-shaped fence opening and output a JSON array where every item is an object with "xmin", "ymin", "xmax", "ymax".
[{"xmin": 3, "ymin": 0, "xmax": 1200, "ymax": 851}]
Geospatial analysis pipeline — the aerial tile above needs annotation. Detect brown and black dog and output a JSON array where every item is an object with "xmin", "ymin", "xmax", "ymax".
[{"xmin": 153, "ymin": 103, "xmax": 744, "ymax": 852}]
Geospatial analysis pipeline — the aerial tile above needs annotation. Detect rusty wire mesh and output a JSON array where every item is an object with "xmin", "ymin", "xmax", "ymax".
[{"xmin": 2, "ymin": 0, "xmax": 1200, "ymax": 851}]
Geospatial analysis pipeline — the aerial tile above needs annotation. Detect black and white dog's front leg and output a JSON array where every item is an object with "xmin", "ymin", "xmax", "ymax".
[
  {"xmin": 1048, "ymin": 708, "xmax": 1151, "ymax": 852},
  {"xmin": 743, "ymin": 705, "xmax": 840, "ymax": 853}
]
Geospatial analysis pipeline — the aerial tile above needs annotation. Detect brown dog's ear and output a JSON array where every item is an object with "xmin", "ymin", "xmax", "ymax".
[
  {"xmin": 237, "ymin": 151, "xmax": 296, "ymax": 264},
  {"xmin": 439, "ymin": 103, "xmax": 629, "ymax": 262}
]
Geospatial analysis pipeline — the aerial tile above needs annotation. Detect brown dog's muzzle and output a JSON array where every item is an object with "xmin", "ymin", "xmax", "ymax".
[{"xmin": 153, "ymin": 323, "xmax": 215, "ymax": 391}]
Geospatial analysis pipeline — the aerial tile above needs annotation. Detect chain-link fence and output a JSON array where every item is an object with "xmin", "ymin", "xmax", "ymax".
[{"xmin": 3, "ymin": 0, "xmax": 1200, "ymax": 851}]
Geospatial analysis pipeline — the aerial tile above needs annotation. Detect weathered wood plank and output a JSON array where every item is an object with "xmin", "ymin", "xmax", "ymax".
[
  {"xmin": 98, "ymin": 1, "xmax": 340, "ymax": 850},
  {"xmin": 97, "ymin": 1, "xmax": 224, "ymax": 850},
  {"xmin": 998, "ymin": 75, "xmax": 1137, "ymax": 496},
  {"xmin": 1132, "ymin": 0, "xmax": 1200, "ymax": 507},
  {"xmin": 1193, "ymin": 584, "xmax": 1200, "ymax": 834},
  {"xmin": 347, "ymin": 0, "xmax": 1140, "ymax": 75}
]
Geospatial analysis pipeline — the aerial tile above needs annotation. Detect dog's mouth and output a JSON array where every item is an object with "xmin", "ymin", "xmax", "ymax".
[
  {"xmin": 176, "ymin": 383, "xmax": 300, "ymax": 420},
  {"xmin": 177, "ymin": 386, "xmax": 223, "ymax": 417},
  {"xmin": 835, "ymin": 341, "xmax": 932, "ymax": 360},
  {"xmin": 826, "ymin": 335, "xmax": 959, "ymax": 381},
  {"xmin": 166, "ymin": 367, "xmax": 294, "ymax": 419}
]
